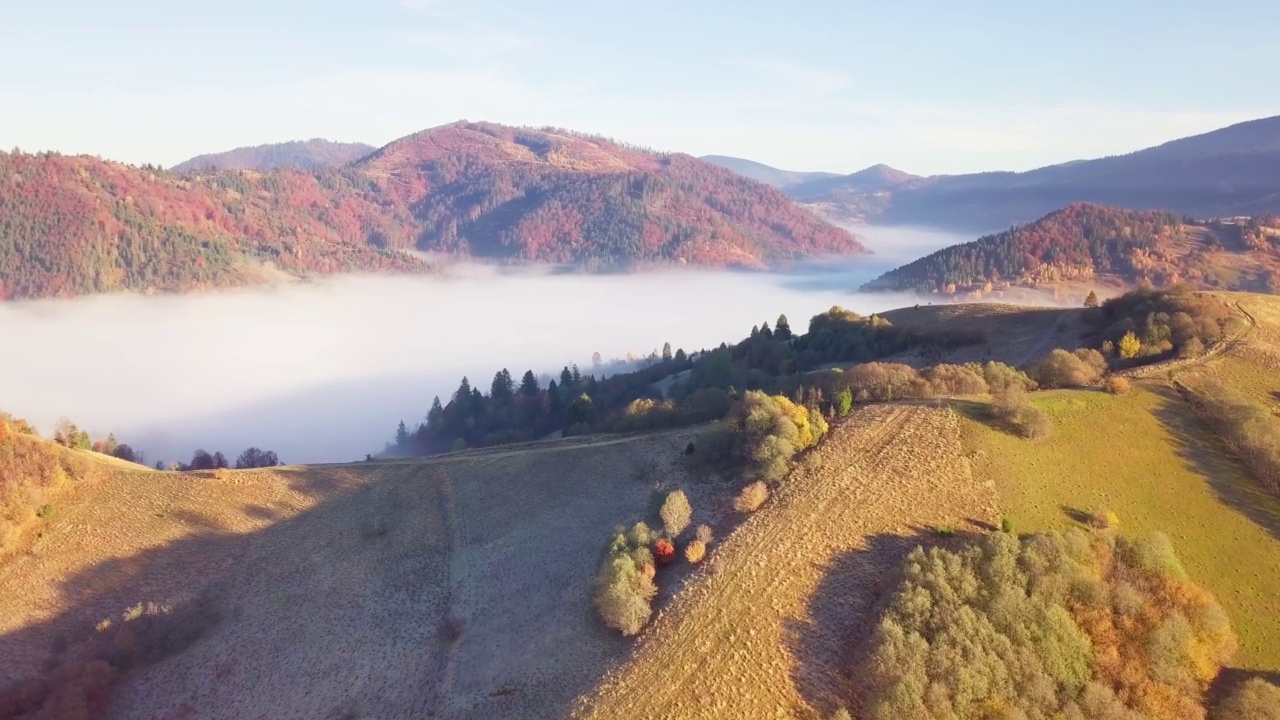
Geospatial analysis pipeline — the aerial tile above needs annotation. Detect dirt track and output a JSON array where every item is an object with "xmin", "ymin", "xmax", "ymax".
[{"xmin": 574, "ymin": 403, "xmax": 998, "ymax": 720}]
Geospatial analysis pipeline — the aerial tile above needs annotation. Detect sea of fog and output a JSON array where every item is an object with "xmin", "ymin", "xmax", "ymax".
[{"xmin": 0, "ymin": 226, "xmax": 972, "ymax": 465}]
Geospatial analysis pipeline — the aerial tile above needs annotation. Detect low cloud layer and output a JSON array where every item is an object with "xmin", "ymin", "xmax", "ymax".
[{"xmin": 0, "ymin": 227, "xmax": 966, "ymax": 465}]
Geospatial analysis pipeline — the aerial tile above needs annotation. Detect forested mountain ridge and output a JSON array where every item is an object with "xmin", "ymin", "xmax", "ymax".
[
  {"xmin": 170, "ymin": 139, "xmax": 376, "ymax": 173},
  {"xmin": 789, "ymin": 115, "xmax": 1280, "ymax": 229},
  {"xmin": 863, "ymin": 203, "xmax": 1280, "ymax": 295},
  {"xmin": 0, "ymin": 122, "xmax": 864, "ymax": 299}
]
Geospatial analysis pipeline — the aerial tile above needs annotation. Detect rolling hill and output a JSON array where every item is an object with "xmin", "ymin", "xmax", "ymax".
[
  {"xmin": 863, "ymin": 203, "xmax": 1280, "ymax": 295},
  {"xmin": 788, "ymin": 115, "xmax": 1280, "ymax": 230},
  {"xmin": 170, "ymin": 139, "xmax": 377, "ymax": 173},
  {"xmin": 0, "ymin": 123, "xmax": 864, "ymax": 300},
  {"xmin": 698, "ymin": 155, "xmax": 841, "ymax": 188}
]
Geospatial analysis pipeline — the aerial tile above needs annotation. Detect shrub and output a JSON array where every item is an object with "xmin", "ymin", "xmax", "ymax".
[
  {"xmin": 982, "ymin": 361, "xmax": 1037, "ymax": 393},
  {"xmin": 1001, "ymin": 516, "xmax": 1014, "ymax": 534},
  {"xmin": 1029, "ymin": 348, "xmax": 1105, "ymax": 388},
  {"xmin": 1092, "ymin": 507, "xmax": 1121, "ymax": 530},
  {"xmin": 626, "ymin": 521, "xmax": 654, "ymax": 548},
  {"xmin": 992, "ymin": 387, "xmax": 1052, "ymax": 439},
  {"xmin": 684, "ymin": 539, "xmax": 706, "ymax": 564},
  {"xmin": 690, "ymin": 391, "xmax": 825, "ymax": 483},
  {"xmin": 864, "ymin": 529, "xmax": 1237, "ymax": 720},
  {"xmin": 925, "ymin": 363, "xmax": 988, "ymax": 396},
  {"xmin": 695, "ymin": 523, "xmax": 714, "ymax": 544},
  {"xmin": 593, "ymin": 527, "xmax": 660, "ymax": 632},
  {"xmin": 653, "ymin": 538, "xmax": 676, "ymax": 565},
  {"xmin": 1104, "ymin": 375, "xmax": 1133, "ymax": 395},
  {"xmin": 1213, "ymin": 678, "xmax": 1280, "ymax": 720},
  {"xmin": 659, "ymin": 490, "xmax": 692, "ymax": 538},
  {"xmin": 735, "ymin": 481, "xmax": 769, "ymax": 513}
]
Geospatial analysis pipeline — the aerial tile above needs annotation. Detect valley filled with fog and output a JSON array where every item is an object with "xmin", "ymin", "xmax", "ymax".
[{"xmin": 0, "ymin": 227, "xmax": 970, "ymax": 465}]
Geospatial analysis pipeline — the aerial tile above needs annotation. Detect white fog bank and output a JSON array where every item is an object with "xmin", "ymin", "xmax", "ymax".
[{"xmin": 0, "ymin": 227, "xmax": 969, "ymax": 464}]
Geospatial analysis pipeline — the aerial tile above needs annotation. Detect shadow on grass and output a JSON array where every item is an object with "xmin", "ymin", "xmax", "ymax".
[
  {"xmin": 1061, "ymin": 505, "xmax": 1094, "ymax": 526},
  {"xmin": 1148, "ymin": 384, "xmax": 1280, "ymax": 544},
  {"xmin": 780, "ymin": 528, "xmax": 953, "ymax": 718}
]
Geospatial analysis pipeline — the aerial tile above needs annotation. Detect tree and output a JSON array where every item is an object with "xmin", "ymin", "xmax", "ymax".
[
  {"xmin": 548, "ymin": 379, "xmax": 561, "ymax": 413},
  {"xmin": 490, "ymin": 368, "xmax": 514, "ymax": 404},
  {"xmin": 775, "ymin": 314, "xmax": 793, "ymax": 340},
  {"xmin": 660, "ymin": 490, "xmax": 692, "ymax": 537},
  {"xmin": 236, "ymin": 447, "xmax": 280, "ymax": 469},
  {"xmin": 454, "ymin": 377, "xmax": 473, "ymax": 404},
  {"xmin": 836, "ymin": 388, "xmax": 853, "ymax": 417},
  {"xmin": 1119, "ymin": 330, "xmax": 1142, "ymax": 359},
  {"xmin": 560, "ymin": 366, "xmax": 574, "ymax": 389},
  {"xmin": 188, "ymin": 449, "xmax": 215, "ymax": 471},
  {"xmin": 1084, "ymin": 290, "xmax": 1100, "ymax": 308},
  {"xmin": 213, "ymin": 451, "xmax": 229, "ymax": 469},
  {"xmin": 674, "ymin": 348, "xmax": 687, "ymax": 363},
  {"xmin": 662, "ymin": 342, "xmax": 673, "ymax": 362},
  {"xmin": 426, "ymin": 397, "xmax": 445, "ymax": 432},
  {"xmin": 760, "ymin": 320, "xmax": 773, "ymax": 339},
  {"xmin": 567, "ymin": 393, "xmax": 595, "ymax": 426},
  {"xmin": 519, "ymin": 370, "xmax": 539, "ymax": 397},
  {"xmin": 395, "ymin": 420, "xmax": 410, "ymax": 448}
]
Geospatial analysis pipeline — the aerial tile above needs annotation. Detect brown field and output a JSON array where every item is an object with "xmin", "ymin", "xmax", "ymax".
[
  {"xmin": 0, "ymin": 428, "xmax": 706, "ymax": 719},
  {"xmin": 879, "ymin": 302, "xmax": 1089, "ymax": 366},
  {"xmin": 574, "ymin": 403, "xmax": 998, "ymax": 720}
]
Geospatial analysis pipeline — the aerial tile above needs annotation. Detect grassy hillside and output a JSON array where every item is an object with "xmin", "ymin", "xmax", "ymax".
[
  {"xmin": 960, "ymin": 293, "xmax": 1280, "ymax": 674},
  {"xmin": 0, "ymin": 428, "xmax": 708, "ymax": 719}
]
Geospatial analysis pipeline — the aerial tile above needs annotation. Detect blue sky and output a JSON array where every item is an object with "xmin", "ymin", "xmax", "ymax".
[{"xmin": 2, "ymin": 0, "xmax": 1276, "ymax": 174}]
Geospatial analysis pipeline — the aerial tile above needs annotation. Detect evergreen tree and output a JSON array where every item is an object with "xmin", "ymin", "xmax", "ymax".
[
  {"xmin": 750, "ymin": 325, "xmax": 760, "ymax": 337},
  {"xmin": 454, "ymin": 376, "xmax": 472, "ymax": 404},
  {"xmin": 675, "ymin": 348, "xmax": 687, "ymax": 363},
  {"xmin": 572, "ymin": 364, "xmax": 581, "ymax": 383},
  {"xmin": 662, "ymin": 342, "xmax": 673, "ymax": 362},
  {"xmin": 760, "ymin": 320, "xmax": 773, "ymax": 339},
  {"xmin": 427, "ymin": 397, "xmax": 445, "ymax": 432},
  {"xmin": 775, "ymin": 314, "xmax": 793, "ymax": 340},
  {"xmin": 491, "ymin": 368, "xmax": 515, "ymax": 404},
  {"xmin": 520, "ymin": 370, "xmax": 539, "ymax": 397},
  {"xmin": 1084, "ymin": 290, "xmax": 1100, "ymax": 308},
  {"xmin": 548, "ymin": 379, "xmax": 562, "ymax": 414},
  {"xmin": 560, "ymin": 366, "xmax": 574, "ymax": 388},
  {"xmin": 396, "ymin": 420, "xmax": 410, "ymax": 448}
]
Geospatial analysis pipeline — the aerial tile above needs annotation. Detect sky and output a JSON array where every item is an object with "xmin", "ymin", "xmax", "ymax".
[{"xmin": 1, "ymin": 0, "xmax": 1277, "ymax": 175}]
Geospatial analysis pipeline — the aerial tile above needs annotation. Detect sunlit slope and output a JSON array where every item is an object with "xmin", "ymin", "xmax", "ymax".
[
  {"xmin": 576, "ymin": 404, "xmax": 998, "ymax": 720},
  {"xmin": 0, "ymin": 429, "xmax": 701, "ymax": 720},
  {"xmin": 963, "ymin": 292, "xmax": 1280, "ymax": 672},
  {"xmin": 877, "ymin": 301, "xmax": 1089, "ymax": 367}
]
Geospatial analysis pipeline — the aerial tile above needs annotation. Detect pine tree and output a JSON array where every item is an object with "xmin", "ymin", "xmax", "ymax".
[
  {"xmin": 548, "ymin": 379, "xmax": 562, "ymax": 413},
  {"xmin": 1084, "ymin": 290, "xmax": 1100, "ymax": 308},
  {"xmin": 662, "ymin": 342, "xmax": 673, "ymax": 362},
  {"xmin": 427, "ymin": 397, "xmax": 444, "ymax": 432},
  {"xmin": 491, "ymin": 368, "xmax": 514, "ymax": 404},
  {"xmin": 760, "ymin": 320, "xmax": 773, "ymax": 339},
  {"xmin": 675, "ymin": 348, "xmax": 687, "ymax": 363},
  {"xmin": 396, "ymin": 421, "xmax": 410, "ymax": 448},
  {"xmin": 560, "ymin": 366, "xmax": 573, "ymax": 388},
  {"xmin": 775, "ymin": 314, "xmax": 793, "ymax": 340},
  {"xmin": 454, "ymin": 376, "xmax": 472, "ymax": 404},
  {"xmin": 520, "ymin": 370, "xmax": 539, "ymax": 397}
]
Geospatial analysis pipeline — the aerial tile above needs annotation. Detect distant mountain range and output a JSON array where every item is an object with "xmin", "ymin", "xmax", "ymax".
[
  {"xmin": 709, "ymin": 115, "xmax": 1280, "ymax": 232},
  {"xmin": 171, "ymin": 139, "xmax": 377, "ymax": 173},
  {"xmin": 699, "ymin": 155, "xmax": 840, "ymax": 188},
  {"xmin": 862, "ymin": 203, "xmax": 1280, "ymax": 295},
  {"xmin": 0, "ymin": 122, "xmax": 863, "ymax": 300}
]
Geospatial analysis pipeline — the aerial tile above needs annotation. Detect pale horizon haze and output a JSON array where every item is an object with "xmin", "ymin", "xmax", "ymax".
[{"xmin": 2, "ymin": 0, "xmax": 1278, "ymax": 175}]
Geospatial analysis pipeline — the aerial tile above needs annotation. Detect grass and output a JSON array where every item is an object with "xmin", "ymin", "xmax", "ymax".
[{"xmin": 959, "ymin": 385, "xmax": 1280, "ymax": 672}]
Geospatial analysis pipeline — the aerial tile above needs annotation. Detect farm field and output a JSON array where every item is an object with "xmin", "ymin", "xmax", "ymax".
[
  {"xmin": 0, "ymin": 428, "xmax": 705, "ymax": 720},
  {"xmin": 575, "ymin": 403, "xmax": 998, "ymax": 720},
  {"xmin": 960, "ymin": 383, "xmax": 1280, "ymax": 672}
]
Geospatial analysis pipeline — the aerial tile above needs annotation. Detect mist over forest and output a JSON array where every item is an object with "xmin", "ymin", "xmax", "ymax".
[{"xmin": 0, "ymin": 227, "xmax": 964, "ymax": 464}]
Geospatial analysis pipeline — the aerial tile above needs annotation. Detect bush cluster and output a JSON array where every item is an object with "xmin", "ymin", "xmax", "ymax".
[
  {"xmin": 1190, "ymin": 380, "xmax": 1280, "ymax": 496},
  {"xmin": 1095, "ymin": 286, "xmax": 1236, "ymax": 362},
  {"xmin": 991, "ymin": 387, "xmax": 1052, "ymax": 439},
  {"xmin": 690, "ymin": 391, "xmax": 828, "ymax": 484},
  {"xmin": 594, "ymin": 528, "xmax": 659, "ymax": 636},
  {"xmin": 1028, "ymin": 348, "xmax": 1107, "ymax": 388},
  {"xmin": 807, "ymin": 361, "xmax": 1035, "ymax": 406},
  {"xmin": 866, "ymin": 529, "xmax": 1237, "ymax": 720}
]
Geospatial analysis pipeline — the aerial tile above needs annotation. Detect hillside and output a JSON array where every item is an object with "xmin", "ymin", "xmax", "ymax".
[
  {"xmin": 0, "ymin": 123, "xmax": 863, "ymax": 300},
  {"xmin": 170, "ymin": 139, "xmax": 376, "ymax": 173},
  {"xmin": 789, "ymin": 115, "xmax": 1280, "ymax": 229},
  {"xmin": 0, "ymin": 428, "xmax": 710, "ymax": 719},
  {"xmin": 863, "ymin": 203, "xmax": 1280, "ymax": 295},
  {"xmin": 698, "ymin": 155, "xmax": 840, "ymax": 188}
]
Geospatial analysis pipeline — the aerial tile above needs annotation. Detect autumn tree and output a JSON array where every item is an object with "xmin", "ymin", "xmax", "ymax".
[
  {"xmin": 659, "ymin": 490, "xmax": 692, "ymax": 537},
  {"xmin": 1119, "ymin": 330, "xmax": 1142, "ymax": 359}
]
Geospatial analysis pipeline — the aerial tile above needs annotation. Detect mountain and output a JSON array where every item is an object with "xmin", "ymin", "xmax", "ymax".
[
  {"xmin": 699, "ymin": 155, "xmax": 840, "ymax": 188},
  {"xmin": 784, "ymin": 163, "xmax": 921, "ymax": 221},
  {"xmin": 0, "ymin": 122, "xmax": 863, "ymax": 300},
  {"xmin": 863, "ymin": 203, "xmax": 1280, "ymax": 295},
  {"xmin": 790, "ymin": 115, "xmax": 1280, "ymax": 230},
  {"xmin": 171, "ymin": 139, "xmax": 376, "ymax": 173}
]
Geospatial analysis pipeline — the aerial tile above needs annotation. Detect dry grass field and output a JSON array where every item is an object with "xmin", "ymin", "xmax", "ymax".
[
  {"xmin": 574, "ymin": 403, "xmax": 998, "ymax": 720},
  {"xmin": 879, "ymin": 302, "xmax": 1090, "ymax": 367},
  {"xmin": 0, "ymin": 428, "xmax": 705, "ymax": 720}
]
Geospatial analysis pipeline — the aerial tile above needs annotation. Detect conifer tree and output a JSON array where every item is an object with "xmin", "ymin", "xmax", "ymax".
[{"xmin": 520, "ymin": 370, "xmax": 539, "ymax": 397}]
